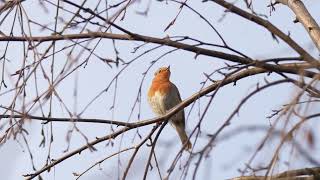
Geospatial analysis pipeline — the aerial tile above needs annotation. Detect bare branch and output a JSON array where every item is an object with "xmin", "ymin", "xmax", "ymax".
[
  {"xmin": 277, "ymin": 0, "xmax": 320, "ymax": 51},
  {"xmin": 206, "ymin": 0, "xmax": 319, "ymax": 66},
  {"xmin": 0, "ymin": 32, "xmax": 317, "ymax": 76}
]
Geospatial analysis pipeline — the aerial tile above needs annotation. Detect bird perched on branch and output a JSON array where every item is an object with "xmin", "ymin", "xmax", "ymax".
[{"xmin": 148, "ymin": 66, "xmax": 192, "ymax": 151}]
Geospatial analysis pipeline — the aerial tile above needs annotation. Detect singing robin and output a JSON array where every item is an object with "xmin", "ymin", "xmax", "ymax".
[{"xmin": 147, "ymin": 66, "xmax": 192, "ymax": 150}]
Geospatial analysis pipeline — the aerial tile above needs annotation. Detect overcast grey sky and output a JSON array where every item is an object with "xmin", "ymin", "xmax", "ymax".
[{"xmin": 0, "ymin": 0, "xmax": 319, "ymax": 180}]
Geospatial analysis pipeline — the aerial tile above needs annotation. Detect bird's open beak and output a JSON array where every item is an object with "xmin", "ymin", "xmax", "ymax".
[{"xmin": 167, "ymin": 65, "xmax": 170, "ymax": 71}]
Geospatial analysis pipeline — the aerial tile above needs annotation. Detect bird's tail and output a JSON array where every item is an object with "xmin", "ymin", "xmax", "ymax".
[{"xmin": 175, "ymin": 125, "xmax": 192, "ymax": 151}]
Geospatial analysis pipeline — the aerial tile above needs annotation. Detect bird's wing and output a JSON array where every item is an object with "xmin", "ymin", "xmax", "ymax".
[
  {"xmin": 163, "ymin": 82, "xmax": 184, "ymax": 114},
  {"xmin": 167, "ymin": 82, "xmax": 186, "ymax": 128},
  {"xmin": 171, "ymin": 82, "xmax": 182, "ymax": 101}
]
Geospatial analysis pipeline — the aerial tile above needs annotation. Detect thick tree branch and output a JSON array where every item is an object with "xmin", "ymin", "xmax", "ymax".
[
  {"xmin": 277, "ymin": 0, "xmax": 320, "ymax": 51},
  {"xmin": 0, "ymin": 32, "xmax": 317, "ymax": 76},
  {"xmin": 206, "ymin": 0, "xmax": 319, "ymax": 67},
  {"xmin": 1, "ymin": 63, "xmax": 317, "ymax": 127},
  {"xmin": 230, "ymin": 165, "xmax": 320, "ymax": 179}
]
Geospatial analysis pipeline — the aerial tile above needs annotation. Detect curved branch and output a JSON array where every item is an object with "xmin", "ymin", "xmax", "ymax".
[
  {"xmin": 0, "ymin": 32, "xmax": 317, "ymax": 76},
  {"xmin": 206, "ymin": 0, "xmax": 319, "ymax": 67},
  {"xmin": 21, "ymin": 63, "xmax": 319, "ymax": 179},
  {"xmin": 231, "ymin": 166, "xmax": 319, "ymax": 180},
  {"xmin": 23, "ymin": 126, "xmax": 130, "ymax": 180},
  {"xmin": 1, "ymin": 63, "xmax": 317, "ymax": 128},
  {"xmin": 21, "ymin": 67, "xmax": 265, "ymax": 179}
]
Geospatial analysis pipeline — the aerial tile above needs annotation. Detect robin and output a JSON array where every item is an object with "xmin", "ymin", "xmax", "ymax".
[{"xmin": 148, "ymin": 66, "xmax": 192, "ymax": 150}]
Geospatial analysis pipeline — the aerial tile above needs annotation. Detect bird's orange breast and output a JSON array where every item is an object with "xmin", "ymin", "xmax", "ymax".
[{"xmin": 148, "ymin": 81, "xmax": 171, "ymax": 98}]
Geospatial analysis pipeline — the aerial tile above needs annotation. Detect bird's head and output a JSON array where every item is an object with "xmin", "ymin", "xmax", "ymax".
[{"xmin": 153, "ymin": 66, "xmax": 171, "ymax": 81}]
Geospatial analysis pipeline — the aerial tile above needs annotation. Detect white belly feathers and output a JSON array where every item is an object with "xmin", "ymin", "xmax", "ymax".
[{"xmin": 148, "ymin": 91, "xmax": 167, "ymax": 116}]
